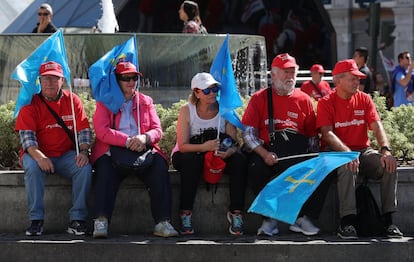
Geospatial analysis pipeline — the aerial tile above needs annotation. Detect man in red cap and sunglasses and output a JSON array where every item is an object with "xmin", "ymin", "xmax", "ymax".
[{"xmin": 316, "ymin": 59, "xmax": 403, "ymax": 239}]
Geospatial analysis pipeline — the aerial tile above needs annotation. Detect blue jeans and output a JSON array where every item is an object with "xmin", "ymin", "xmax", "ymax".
[{"xmin": 22, "ymin": 150, "xmax": 92, "ymax": 221}]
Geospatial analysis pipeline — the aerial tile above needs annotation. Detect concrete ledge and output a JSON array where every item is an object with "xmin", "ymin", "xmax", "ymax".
[
  {"xmin": 0, "ymin": 168, "xmax": 413, "ymax": 235},
  {"xmin": 0, "ymin": 234, "xmax": 413, "ymax": 262}
]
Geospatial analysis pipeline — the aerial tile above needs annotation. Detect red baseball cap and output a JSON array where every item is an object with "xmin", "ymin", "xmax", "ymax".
[
  {"xmin": 332, "ymin": 59, "xmax": 366, "ymax": 78},
  {"xmin": 115, "ymin": 62, "xmax": 143, "ymax": 76},
  {"xmin": 39, "ymin": 61, "xmax": 64, "ymax": 77},
  {"xmin": 203, "ymin": 151, "xmax": 226, "ymax": 184},
  {"xmin": 310, "ymin": 64, "xmax": 325, "ymax": 73},
  {"xmin": 271, "ymin": 53, "xmax": 298, "ymax": 69}
]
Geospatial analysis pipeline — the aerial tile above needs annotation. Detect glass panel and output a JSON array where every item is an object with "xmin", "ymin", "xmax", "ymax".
[{"xmin": 0, "ymin": 33, "xmax": 266, "ymax": 107}]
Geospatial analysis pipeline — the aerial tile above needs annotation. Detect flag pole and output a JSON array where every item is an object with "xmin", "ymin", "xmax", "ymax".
[
  {"xmin": 378, "ymin": 49, "xmax": 392, "ymax": 86},
  {"xmin": 277, "ymin": 153, "xmax": 319, "ymax": 161},
  {"xmin": 68, "ymin": 82, "xmax": 79, "ymax": 155}
]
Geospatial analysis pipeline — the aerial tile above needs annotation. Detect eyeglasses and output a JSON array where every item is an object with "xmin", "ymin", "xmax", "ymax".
[
  {"xmin": 200, "ymin": 85, "xmax": 220, "ymax": 95},
  {"xmin": 40, "ymin": 76, "xmax": 61, "ymax": 83},
  {"xmin": 119, "ymin": 75, "xmax": 139, "ymax": 82},
  {"xmin": 38, "ymin": 12, "xmax": 50, "ymax": 16}
]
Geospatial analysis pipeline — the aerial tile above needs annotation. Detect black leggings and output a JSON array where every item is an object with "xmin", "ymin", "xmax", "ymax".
[{"xmin": 172, "ymin": 150, "xmax": 247, "ymax": 211}]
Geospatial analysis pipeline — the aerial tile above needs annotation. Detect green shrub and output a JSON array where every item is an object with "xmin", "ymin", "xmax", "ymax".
[
  {"xmin": 0, "ymin": 101, "xmax": 20, "ymax": 169},
  {"xmin": 1, "ymin": 92, "xmax": 413, "ymax": 169}
]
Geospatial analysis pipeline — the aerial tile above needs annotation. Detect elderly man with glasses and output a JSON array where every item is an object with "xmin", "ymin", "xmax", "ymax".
[{"xmin": 32, "ymin": 3, "xmax": 57, "ymax": 33}]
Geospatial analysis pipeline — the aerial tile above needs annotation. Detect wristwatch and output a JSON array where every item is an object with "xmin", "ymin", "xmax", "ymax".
[
  {"xmin": 80, "ymin": 148, "xmax": 91, "ymax": 156},
  {"xmin": 380, "ymin": 146, "xmax": 392, "ymax": 153}
]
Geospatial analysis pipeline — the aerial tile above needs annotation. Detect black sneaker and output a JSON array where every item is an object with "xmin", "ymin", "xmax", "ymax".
[
  {"xmin": 26, "ymin": 220, "xmax": 44, "ymax": 236},
  {"xmin": 67, "ymin": 220, "xmax": 87, "ymax": 236},
  {"xmin": 337, "ymin": 224, "xmax": 358, "ymax": 240},
  {"xmin": 386, "ymin": 224, "xmax": 403, "ymax": 238}
]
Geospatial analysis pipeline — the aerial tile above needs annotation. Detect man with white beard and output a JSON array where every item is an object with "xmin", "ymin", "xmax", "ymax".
[{"xmin": 242, "ymin": 53, "xmax": 331, "ymax": 236}]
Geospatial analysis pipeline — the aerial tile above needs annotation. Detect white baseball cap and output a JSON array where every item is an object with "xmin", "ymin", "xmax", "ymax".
[
  {"xmin": 40, "ymin": 3, "xmax": 53, "ymax": 15},
  {"xmin": 191, "ymin": 72, "xmax": 220, "ymax": 90}
]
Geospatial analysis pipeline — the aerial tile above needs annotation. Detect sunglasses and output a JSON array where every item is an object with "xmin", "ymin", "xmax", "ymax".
[
  {"xmin": 119, "ymin": 75, "xmax": 139, "ymax": 82},
  {"xmin": 38, "ymin": 12, "xmax": 50, "ymax": 16},
  {"xmin": 200, "ymin": 85, "xmax": 220, "ymax": 95}
]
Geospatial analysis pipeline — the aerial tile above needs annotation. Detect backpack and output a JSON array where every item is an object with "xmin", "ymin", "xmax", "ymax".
[{"xmin": 355, "ymin": 184, "xmax": 385, "ymax": 237}]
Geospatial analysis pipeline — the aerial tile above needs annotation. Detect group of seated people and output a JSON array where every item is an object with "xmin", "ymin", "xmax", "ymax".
[{"xmin": 15, "ymin": 53, "xmax": 403, "ymax": 240}]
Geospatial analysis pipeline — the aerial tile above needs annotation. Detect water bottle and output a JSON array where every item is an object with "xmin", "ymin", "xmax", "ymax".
[{"xmin": 219, "ymin": 137, "xmax": 233, "ymax": 152}]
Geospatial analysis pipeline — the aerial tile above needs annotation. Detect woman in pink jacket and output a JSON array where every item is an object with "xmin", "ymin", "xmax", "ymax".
[{"xmin": 90, "ymin": 62, "xmax": 178, "ymax": 238}]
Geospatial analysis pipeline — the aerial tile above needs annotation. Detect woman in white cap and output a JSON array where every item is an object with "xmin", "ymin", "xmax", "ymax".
[
  {"xmin": 32, "ymin": 3, "xmax": 57, "ymax": 33},
  {"xmin": 171, "ymin": 72, "xmax": 247, "ymax": 236}
]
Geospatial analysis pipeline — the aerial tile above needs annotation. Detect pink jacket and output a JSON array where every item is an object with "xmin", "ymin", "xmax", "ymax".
[{"xmin": 90, "ymin": 92, "xmax": 165, "ymax": 164}]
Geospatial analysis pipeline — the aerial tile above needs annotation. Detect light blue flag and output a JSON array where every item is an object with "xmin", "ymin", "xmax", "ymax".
[
  {"xmin": 12, "ymin": 29, "xmax": 71, "ymax": 118},
  {"xmin": 248, "ymin": 151, "xmax": 360, "ymax": 224},
  {"xmin": 210, "ymin": 35, "xmax": 245, "ymax": 131},
  {"xmin": 89, "ymin": 36, "xmax": 138, "ymax": 113}
]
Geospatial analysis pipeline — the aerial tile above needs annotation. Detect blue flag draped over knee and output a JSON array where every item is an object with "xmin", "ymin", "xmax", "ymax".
[
  {"xmin": 89, "ymin": 35, "xmax": 138, "ymax": 113},
  {"xmin": 12, "ymin": 29, "xmax": 71, "ymax": 118},
  {"xmin": 248, "ymin": 151, "xmax": 360, "ymax": 224},
  {"xmin": 210, "ymin": 34, "xmax": 245, "ymax": 131}
]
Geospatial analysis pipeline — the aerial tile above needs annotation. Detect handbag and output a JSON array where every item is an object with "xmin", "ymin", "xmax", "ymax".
[
  {"xmin": 109, "ymin": 103, "xmax": 154, "ymax": 171},
  {"xmin": 110, "ymin": 145, "xmax": 154, "ymax": 171},
  {"xmin": 266, "ymin": 88, "xmax": 310, "ymax": 173}
]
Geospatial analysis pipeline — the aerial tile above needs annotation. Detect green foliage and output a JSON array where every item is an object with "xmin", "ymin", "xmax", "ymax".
[
  {"xmin": 156, "ymin": 100, "xmax": 187, "ymax": 166},
  {"xmin": 1, "ymin": 92, "xmax": 413, "ymax": 169},
  {"xmin": 0, "ymin": 101, "xmax": 20, "ymax": 169},
  {"xmin": 370, "ymin": 94, "xmax": 414, "ymax": 163},
  {"xmin": 78, "ymin": 92, "xmax": 96, "ymax": 143}
]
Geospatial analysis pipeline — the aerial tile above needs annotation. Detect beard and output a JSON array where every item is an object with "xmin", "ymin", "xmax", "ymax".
[{"xmin": 274, "ymin": 78, "xmax": 295, "ymax": 95}]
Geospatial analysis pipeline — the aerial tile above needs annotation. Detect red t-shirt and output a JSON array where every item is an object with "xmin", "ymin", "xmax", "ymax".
[
  {"xmin": 316, "ymin": 90, "xmax": 380, "ymax": 150},
  {"xmin": 242, "ymin": 88, "xmax": 317, "ymax": 147},
  {"xmin": 300, "ymin": 80, "xmax": 332, "ymax": 101},
  {"xmin": 15, "ymin": 90, "xmax": 90, "ymax": 157}
]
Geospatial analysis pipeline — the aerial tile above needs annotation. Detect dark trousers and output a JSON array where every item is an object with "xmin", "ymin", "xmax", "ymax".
[
  {"xmin": 93, "ymin": 153, "xmax": 172, "ymax": 224},
  {"xmin": 172, "ymin": 150, "xmax": 247, "ymax": 211},
  {"xmin": 247, "ymin": 152, "xmax": 333, "ymax": 220}
]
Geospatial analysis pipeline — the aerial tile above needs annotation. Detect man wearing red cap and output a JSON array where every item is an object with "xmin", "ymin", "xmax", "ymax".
[
  {"xmin": 316, "ymin": 59, "xmax": 402, "ymax": 239},
  {"xmin": 242, "ymin": 53, "xmax": 331, "ymax": 236},
  {"xmin": 15, "ymin": 61, "xmax": 92, "ymax": 236},
  {"xmin": 300, "ymin": 64, "xmax": 332, "ymax": 101}
]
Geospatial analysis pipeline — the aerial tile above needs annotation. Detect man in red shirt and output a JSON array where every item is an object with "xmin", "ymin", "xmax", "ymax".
[
  {"xmin": 242, "ymin": 53, "xmax": 331, "ymax": 237},
  {"xmin": 316, "ymin": 59, "xmax": 402, "ymax": 239},
  {"xmin": 15, "ymin": 61, "xmax": 92, "ymax": 237},
  {"xmin": 300, "ymin": 64, "xmax": 332, "ymax": 101}
]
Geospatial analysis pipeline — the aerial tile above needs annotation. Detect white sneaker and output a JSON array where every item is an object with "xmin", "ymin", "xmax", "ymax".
[
  {"xmin": 257, "ymin": 218, "xmax": 279, "ymax": 236},
  {"xmin": 93, "ymin": 217, "xmax": 108, "ymax": 238},
  {"xmin": 154, "ymin": 220, "xmax": 179, "ymax": 237},
  {"xmin": 289, "ymin": 216, "xmax": 320, "ymax": 236}
]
